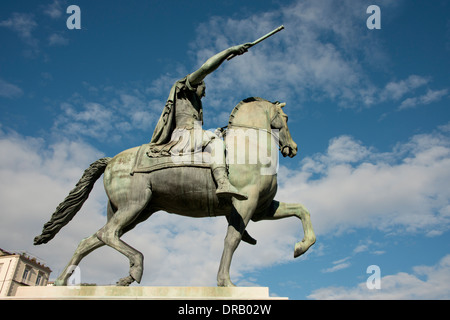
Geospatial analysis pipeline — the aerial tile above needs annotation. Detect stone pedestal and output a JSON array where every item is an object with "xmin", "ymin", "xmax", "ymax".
[{"xmin": 6, "ymin": 286, "xmax": 287, "ymax": 300}]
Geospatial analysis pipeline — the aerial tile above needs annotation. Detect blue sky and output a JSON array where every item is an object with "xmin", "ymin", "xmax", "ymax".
[{"xmin": 1, "ymin": 0, "xmax": 450, "ymax": 299}]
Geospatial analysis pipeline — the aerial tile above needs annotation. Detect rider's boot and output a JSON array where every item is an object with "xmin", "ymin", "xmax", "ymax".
[{"xmin": 212, "ymin": 166, "xmax": 248, "ymax": 201}]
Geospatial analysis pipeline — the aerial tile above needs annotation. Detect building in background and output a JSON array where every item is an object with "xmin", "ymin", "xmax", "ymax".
[{"xmin": 0, "ymin": 248, "xmax": 52, "ymax": 297}]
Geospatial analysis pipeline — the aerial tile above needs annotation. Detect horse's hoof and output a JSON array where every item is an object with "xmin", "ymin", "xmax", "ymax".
[
  {"xmin": 217, "ymin": 279, "xmax": 236, "ymax": 287},
  {"xmin": 116, "ymin": 275, "xmax": 134, "ymax": 286},
  {"xmin": 294, "ymin": 238, "xmax": 315, "ymax": 258},
  {"xmin": 294, "ymin": 243, "xmax": 305, "ymax": 258},
  {"xmin": 54, "ymin": 279, "xmax": 66, "ymax": 286}
]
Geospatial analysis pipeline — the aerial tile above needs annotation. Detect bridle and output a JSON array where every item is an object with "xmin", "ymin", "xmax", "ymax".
[{"xmin": 223, "ymin": 107, "xmax": 288, "ymax": 151}]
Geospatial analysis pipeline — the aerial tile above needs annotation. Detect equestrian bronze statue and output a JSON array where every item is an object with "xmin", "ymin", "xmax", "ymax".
[{"xmin": 34, "ymin": 26, "xmax": 316, "ymax": 287}]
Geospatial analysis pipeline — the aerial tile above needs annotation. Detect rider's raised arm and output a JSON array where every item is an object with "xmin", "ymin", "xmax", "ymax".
[{"xmin": 187, "ymin": 43, "xmax": 251, "ymax": 86}]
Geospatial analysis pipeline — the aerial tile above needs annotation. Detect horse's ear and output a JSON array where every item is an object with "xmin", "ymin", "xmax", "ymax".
[{"xmin": 278, "ymin": 102, "xmax": 286, "ymax": 108}]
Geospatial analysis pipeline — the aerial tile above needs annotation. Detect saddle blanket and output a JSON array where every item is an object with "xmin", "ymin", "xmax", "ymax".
[{"xmin": 130, "ymin": 144, "xmax": 211, "ymax": 175}]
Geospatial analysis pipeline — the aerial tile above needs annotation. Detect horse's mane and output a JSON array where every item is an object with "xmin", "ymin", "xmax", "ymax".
[{"xmin": 228, "ymin": 97, "xmax": 272, "ymax": 127}]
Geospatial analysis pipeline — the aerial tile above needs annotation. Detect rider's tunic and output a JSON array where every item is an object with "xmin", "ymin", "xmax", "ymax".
[{"xmin": 148, "ymin": 76, "xmax": 216, "ymax": 158}]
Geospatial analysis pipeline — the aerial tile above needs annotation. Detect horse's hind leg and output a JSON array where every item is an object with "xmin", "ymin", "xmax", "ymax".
[
  {"xmin": 55, "ymin": 234, "xmax": 104, "ymax": 285},
  {"xmin": 96, "ymin": 210, "xmax": 146, "ymax": 285},
  {"xmin": 96, "ymin": 176, "xmax": 152, "ymax": 286},
  {"xmin": 54, "ymin": 201, "xmax": 117, "ymax": 286}
]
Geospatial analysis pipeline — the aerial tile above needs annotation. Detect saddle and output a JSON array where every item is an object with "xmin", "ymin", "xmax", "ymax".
[
  {"xmin": 129, "ymin": 146, "xmax": 257, "ymax": 245},
  {"xmin": 130, "ymin": 144, "xmax": 211, "ymax": 175}
]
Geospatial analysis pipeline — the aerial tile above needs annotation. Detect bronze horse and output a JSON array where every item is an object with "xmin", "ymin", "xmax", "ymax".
[{"xmin": 34, "ymin": 97, "xmax": 316, "ymax": 287}]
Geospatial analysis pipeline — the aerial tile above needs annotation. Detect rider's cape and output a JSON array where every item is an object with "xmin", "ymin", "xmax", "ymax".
[{"xmin": 148, "ymin": 76, "xmax": 202, "ymax": 157}]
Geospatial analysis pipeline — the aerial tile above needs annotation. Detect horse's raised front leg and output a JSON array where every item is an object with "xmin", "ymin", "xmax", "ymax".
[
  {"xmin": 217, "ymin": 187, "xmax": 259, "ymax": 287},
  {"xmin": 254, "ymin": 200, "xmax": 316, "ymax": 258}
]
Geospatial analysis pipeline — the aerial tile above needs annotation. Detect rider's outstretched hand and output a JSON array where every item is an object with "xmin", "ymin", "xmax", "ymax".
[{"xmin": 232, "ymin": 43, "xmax": 252, "ymax": 56}]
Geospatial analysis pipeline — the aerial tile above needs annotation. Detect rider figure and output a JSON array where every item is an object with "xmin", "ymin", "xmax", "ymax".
[{"xmin": 148, "ymin": 43, "xmax": 252, "ymax": 201}]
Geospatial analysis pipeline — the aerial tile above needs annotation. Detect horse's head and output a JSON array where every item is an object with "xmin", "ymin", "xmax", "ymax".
[
  {"xmin": 228, "ymin": 97, "xmax": 298, "ymax": 159},
  {"xmin": 271, "ymin": 102, "xmax": 298, "ymax": 158}
]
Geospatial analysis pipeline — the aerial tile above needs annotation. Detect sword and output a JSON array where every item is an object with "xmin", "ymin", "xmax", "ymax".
[{"xmin": 227, "ymin": 25, "xmax": 285, "ymax": 61}]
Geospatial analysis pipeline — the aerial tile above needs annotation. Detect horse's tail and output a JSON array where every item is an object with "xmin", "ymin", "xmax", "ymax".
[{"xmin": 34, "ymin": 157, "xmax": 112, "ymax": 245}]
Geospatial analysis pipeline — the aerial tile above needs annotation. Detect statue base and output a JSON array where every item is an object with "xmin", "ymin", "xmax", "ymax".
[{"xmin": 7, "ymin": 286, "xmax": 287, "ymax": 300}]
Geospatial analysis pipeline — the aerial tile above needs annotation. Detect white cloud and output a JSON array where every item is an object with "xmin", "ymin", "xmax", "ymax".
[
  {"xmin": 53, "ymin": 102, "xmax": 118, "ymax": 141},
  {"xmin": 321, "ymin": 240, "xmax": 384, "ymax": 274},
  {"xmin": 308, "ymin": 254, "xmax": 450, "ymax": 299},
  {"xmin": 322, "ymin": 262, "xmax": 351, "ymax": 273},
  {"xmin": 1, "ymin": 2, "xmax": 67, "ymax": 56},
  {"xmin": 323, "ymin": 135, "xmax": 372, "ymax": 164},
  {"xmin": 0, "ymin": 12, "xmax": 37, "ymax": 40},
  {"xmin": 0, "ymin": 78, "xmax": 23, "ymax": 98},
  {"xmin": 378, "ymin": 75, "xmax": 448, "ymax": 112},
  {"xmin": 277, "ymin": 127, "xmax": 450, "ymax": 237},
  {"xmin": 399, "ymin": 88, "xmax": 448, "ymax": 110},
  {"xmin": 322, "ymin": 257, "xmax": 352, "ymax": 273},
  {"xmin": 381, "ymin": 75, "xmax": 430, "ymax": 101},
  {"xmin": 48, "ymin": 33, "xmax": 69, "ymax": 46},
  {"xmin": 43, "ymin": 0, "xmax": 64, "ymax": 19},
  {"xmin": 51, "ymin": 86, "xmax": 161, "ymax": 143},
  {"xmin": 0, "ymin": 12, "xmax": 39, "ymax": 50},
  {"xmin": 353, "ymin": 244, "xmax": 369, "ymax": 254}
]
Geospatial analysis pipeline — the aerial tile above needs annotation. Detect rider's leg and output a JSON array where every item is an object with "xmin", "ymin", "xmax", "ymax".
[
  {"xmin": 203, "ymin": 131, "xmax": 247, "ymax": 201},
  {"xmin": 212, "ymin": 165, "xmax": 247, "ymax": 200},
  {"xmin": 204, "ymin": 130, "xmax": 255, "ymax": 243}
]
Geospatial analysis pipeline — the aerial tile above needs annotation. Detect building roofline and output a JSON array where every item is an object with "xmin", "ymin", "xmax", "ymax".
[{"xmin": 0, "ymin": 248, "xmax": 52, "ymax": 273}]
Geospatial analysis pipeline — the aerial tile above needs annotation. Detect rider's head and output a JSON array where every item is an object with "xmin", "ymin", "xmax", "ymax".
[{"xmin": 196, "ymin": 81, "xmax": 206, "ymax": 99}]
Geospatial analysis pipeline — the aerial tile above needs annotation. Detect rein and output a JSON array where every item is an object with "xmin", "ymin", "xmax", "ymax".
[
  {"xmin": 223, "ymin": 123, "xmax": 284, "ymax": 152},
  {"xmin": 226, "ymin": 123, "xmax": 278, "ymax": 139}
]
